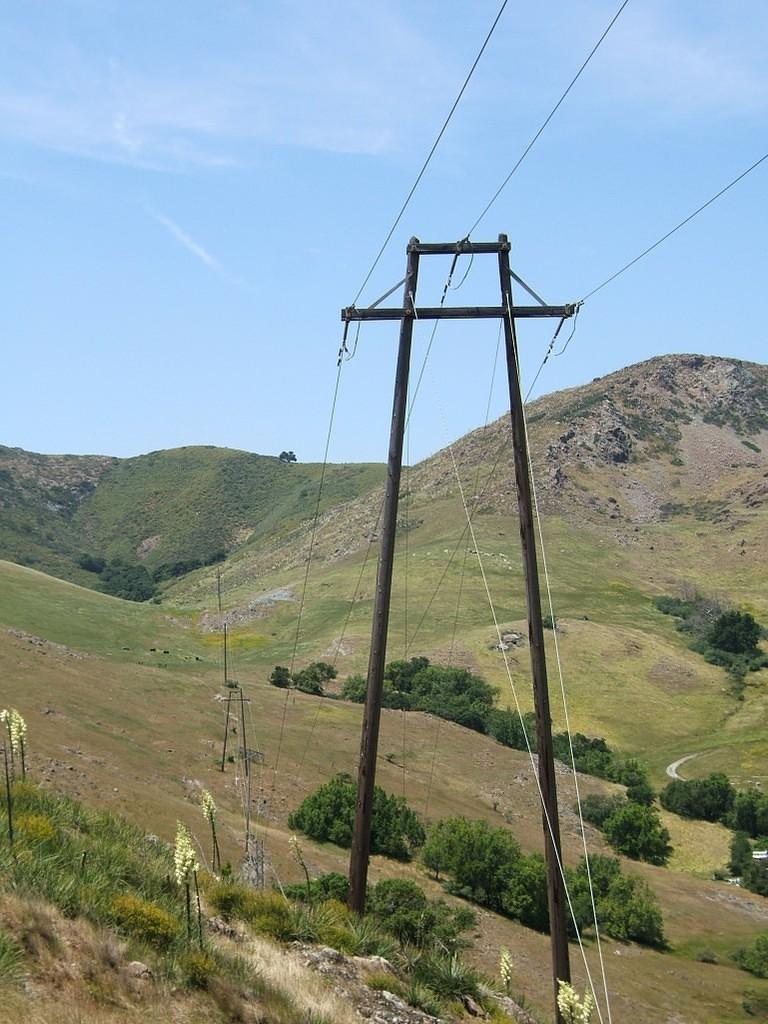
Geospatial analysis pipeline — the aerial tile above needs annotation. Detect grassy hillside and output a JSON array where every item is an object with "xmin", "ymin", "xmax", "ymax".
[
  {"xmin": 1, "ymin": 560, "xmax": 768, "ymax": 1022},
  {"xmin": 0, "ymin": 445, "xmax": 385, "ymax": 586},
  {"xmin": 1, "ymin": 354, "xmax": 768, "ymax": 1019}
]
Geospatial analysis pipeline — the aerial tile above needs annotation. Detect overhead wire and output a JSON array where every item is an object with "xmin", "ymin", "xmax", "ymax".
[
  {"xmin": 407, "ymin": 314, "xmax": 559, "ymax": 657},
  {"xmin": 350, "ymin": 0, "xmax": 510, "ymax": 306},
  {"xmin": 271, "ymin": 336, "xmax": 348, "ymax": 787},
  {"xmin": 505, "ymin": 294, "xmax": 611, "ymax": 1018},
  {"xmin": 423, "ymin": 318, "xmax": 503, "ymax": 820},
  {"xmin": 466, "ymin": 0, "xmax": 632, "ymax": 237},
  {"xmin": 580, "ymin": 148, "xmax": 768, "ymax": 302},
  {"xmin": 434, "ymin": 360, "xmax": 606, "ymax": 1022},
  {"xmin": 295, "ymin": 253, "xmax": 469, "ymax": 772}
]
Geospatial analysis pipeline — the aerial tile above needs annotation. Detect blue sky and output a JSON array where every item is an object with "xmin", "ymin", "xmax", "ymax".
[{"xmin": 1, "ymin": 0, "xmax": 766, "ymax": 463}]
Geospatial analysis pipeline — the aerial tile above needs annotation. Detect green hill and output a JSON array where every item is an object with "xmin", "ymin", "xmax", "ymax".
[
  {"xmin": 1, "ymin": 353, "xmax": 768, "ymax": 1020},
  {"xmin": 0, "ymin": 445, "xmax": 385, "ymax": 588}
]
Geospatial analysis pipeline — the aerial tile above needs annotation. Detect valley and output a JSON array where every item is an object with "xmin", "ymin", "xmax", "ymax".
[{"xmin": 1, "ymin": 353, "xmax": 767, "ymax": 1022}]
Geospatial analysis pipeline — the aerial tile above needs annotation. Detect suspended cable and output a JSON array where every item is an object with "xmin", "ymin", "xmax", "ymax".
[
  {"xmin": 509, "ymin": 302, "xmax": 612, "ymax": 1021},
  {"xmin": 524, "ymin": 303, "xmax": 582, "ymax": 399},
  {"xmin": 581, "ymin": 148, "xmax": 768, "ymax": 302},
  {"xmin": 350, "ymin": 0, "xmax": 510, "ymax": 305},
  {"xmin": 467, "ymin": 0, "xmax": 631, "ymax": 236},
  {"xmin": 272, "ymin": 342, "xmax": 346, "ymax": 783},
  {"xmin": 440, "ymin": 400, "xmax": 605, "ymax": 1022},
  {"xmin": 425, "ymin": 319, "xmax": 502, "ymax": 820}
]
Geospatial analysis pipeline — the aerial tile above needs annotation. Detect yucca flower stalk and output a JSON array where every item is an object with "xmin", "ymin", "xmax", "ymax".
[
  {"xmin": 174, "ymin": 822, "xmax": 202, "ymax": 948},
  {"xmin": 2, "ymin": 741, "xmax": 13, "ymax": 848},
  {"xmin": 289, "ymin": 834, "xmax": 312, "ymax": 904},
  {"xmin": 0, "ymin": 711, "xmax": 12, "ymax": 781},
  {"xmin": 8, "ymin": 711, "xmax": 26, "ymax": 780},
  {"xmin": 499, "ymin": 947, "xmax": 513, "ymax": 994},
  {"xmin": 200, "ymin": 790, "xmax": 221, "ymax": 874},
  {"xmin": 557, "ymin": 980, "xmax": 594, "ymax": 1024}
]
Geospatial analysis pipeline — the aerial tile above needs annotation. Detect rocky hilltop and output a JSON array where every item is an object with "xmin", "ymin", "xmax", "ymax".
[{"xmin": 1, "ymin": 355, "xmax": 766, "ymax": 595}]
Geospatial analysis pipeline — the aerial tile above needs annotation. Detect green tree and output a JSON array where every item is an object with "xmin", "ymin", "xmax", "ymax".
[
  {"xmin": 602, "ymin": 803, "xmax": 672, "ymax": 865},
  {"xmin": 731, "ymin": 789, "xmax": 768, "ymax": 838},
  {"xmin": 743, "ymin": 860, "xmax": 768, "ymax": 897},
  {"xmin": 501, "ymin": 854, "xmax": 549, "ymax": 932},
  {"xmin": 708, "ymin": 611, "xmax": 761, "ymax": 654},
  {"xmin": 596, "ymin": 872, "xmax": 665, "ymax": 947},
  {"xmin": 421, "ymin": 817, "xmax": 521, "ymax": 911},
  {"xmin": 734, "ymin": 933, "xmax": 768, "ymax": 978},
  {"xmin": 269, "ymin": 666, "xmax": 292, "ymax": 688},
  {"xmin": 486, "ymin": 708, "xmax": 535, "ymax": 751},
  {"xmin": 729, "ymin": 832, "xmax": 753, "ymax": 876},
  {"xmin": 660, "ymin": 773, "xmax": 735, "ymax": 823},
  {"xmin": 99, "ymin": 558, "xmax": 156, "ymax": 602},
  {"xmin": 287, "ymin": 774, "xmax": 424, "ymax": 861},
  {"xmin": 77, "ymin": 553, "xmax": 105, "ymax": 574},
  {"xmin": 340, "ymin": 674, "xmax": 367, "ymax": 701}
]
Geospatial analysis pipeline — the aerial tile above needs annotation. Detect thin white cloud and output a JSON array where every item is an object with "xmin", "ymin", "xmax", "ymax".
[
  {"xmin": 587, "ymin": 2, "xmax": 768, "ymax": 117},
  {"xmin": 144, "ymin": 205, "xmax": 237, "ymax": 284},
  {"xmin": 0, "ymin": 4, "xmax": 450, "ymax": 168}
]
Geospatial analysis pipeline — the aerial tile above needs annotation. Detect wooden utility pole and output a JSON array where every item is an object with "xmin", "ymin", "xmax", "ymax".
[
  {"xmin": 341, "ymin": 236, "xmax": 574, "ymax": 1020},
  {"xmin": 220, "ymin": 691, "xmax": 232, "ymax": 771},
  {"xmin": 347, "ymin": 238, "xmax": 420, "ymax": 914},
  {"xmin": 498, "ymin": 234, "xmax": 571, "ymax": 1010}
]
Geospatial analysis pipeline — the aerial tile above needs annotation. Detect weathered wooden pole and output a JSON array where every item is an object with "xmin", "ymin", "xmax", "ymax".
[
  {"xmin": 220, "ymin": 691, "xmax": 232, "ymax": 772},
  {"xmin": 347, "ymin": 238, "xmax": 421, "ymax": 914},
  {"xmin": 497, "ymin": 234, "xmax": 571, "ymax": 1016}
]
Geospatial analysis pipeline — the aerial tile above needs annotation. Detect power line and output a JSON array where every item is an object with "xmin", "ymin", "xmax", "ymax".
[
  {"xmin": 272, "ymin": 346, "xmax": 346, "ymax": 781},
  {"xmin": 467, "ymin": 0, "xmax": 631, "ymax": 237},
  {"xmin": 581, "ymin": 149, "xmax": 768, "ymax": 302},
  {"xmin": 350, "ymin": 0, "xmax": 510, "ymax": 306}
]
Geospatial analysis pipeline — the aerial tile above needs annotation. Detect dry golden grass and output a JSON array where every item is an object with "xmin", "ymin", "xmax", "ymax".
[{"xmin": 242, "ymin": 934, "xmax": 358, "ymax": 1024}]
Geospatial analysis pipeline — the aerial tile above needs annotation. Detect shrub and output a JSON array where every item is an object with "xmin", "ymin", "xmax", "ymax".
[
  {"xmin": 594, "ymin": 872, "xmax": 665, "ymax": 946},
  {"xmin": 580, "ymin": 794, "xmax": 625, "ymax": 828},
  {"xmin": 743, "ymin": 861, "xmax": 768, "ymax": 898},
  {"xmin": 180, "ymin": 950, "xmax": 217, "ymax": 989},
  {"xmin": 243, "ymin": 893, "xmax": 295, "ymax": 941},
  {"xmin": 413, "ymin": 952, "xmax": 482, "ymax": 1001},
  {"xmin": 283, "ymin": 871, "xmax": 349, "ymax": 904},
  {"xmin": 15, "ymin": 813, "xmax": 56, "ymax": 844},
  {"xmin": 734, "ymin": 934, "xmax": 768, "ymax": 978},
  {"xmin": 612, "ymin": 759, "xmax": 655, "ymax": 805},
  {"xmin": 204, "ymin": 877, "xmax": 261, "ymax": 922},
  {"xmin": 288, "ymin": 774, "xmax": 425, "ymax": 860},
  {"xmin": 109, "ymin": 894, "xmax": 178, "ymax": 949},
  {"xmin": 341, "ymin": 657, "xmax": 495, "ymax": 734},
  {"xmin": 340, "ymin": 674, "xmax": 367, "ymax": 702},
  {"xmin": 344, "ymin": 917, "xmax": 398, "ymax": 960},
  {"xmin": 367, "ymin": 878, "xmax": 474, "ymax": 950},
  {"xmin": 486, "ymin": 709, "xmax": 535, "ymax": 751}
]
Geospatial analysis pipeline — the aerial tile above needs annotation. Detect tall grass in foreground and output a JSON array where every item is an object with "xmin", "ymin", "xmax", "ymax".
[{"xmin": 0, "ymin": 783, "xmax": 339, "ymax": 1023}]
